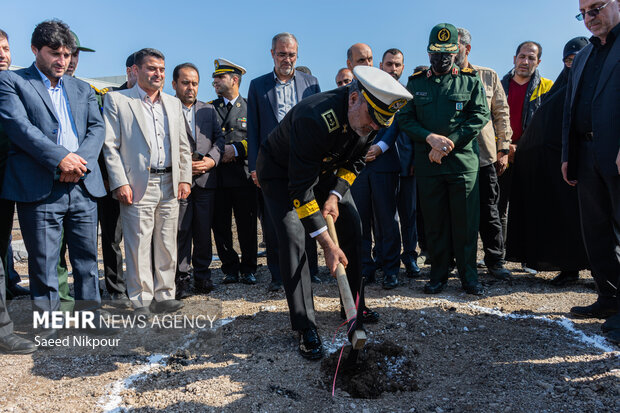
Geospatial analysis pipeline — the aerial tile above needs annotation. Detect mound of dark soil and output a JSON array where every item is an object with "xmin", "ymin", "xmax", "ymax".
[{"xmin": 320, "ymin": 341, "xmax": 419, "ymax": 398}]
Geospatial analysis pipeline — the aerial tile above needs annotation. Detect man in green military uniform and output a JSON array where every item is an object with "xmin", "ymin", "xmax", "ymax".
[{"xmin": 398, "ymin": 23, "xmax": 490, "ymax": 295}]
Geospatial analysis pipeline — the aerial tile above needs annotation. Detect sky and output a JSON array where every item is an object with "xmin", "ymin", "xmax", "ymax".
[{"xmin": 2, "ymin": 0, "xmax": 591, "ymax": 101}]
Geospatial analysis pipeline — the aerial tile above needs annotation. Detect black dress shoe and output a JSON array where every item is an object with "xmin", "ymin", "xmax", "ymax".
[
  {"xmin": 195, "ymin": 279, "xmax": 215, "ymax": 294},
  {"xmin": 150, "ymin": 299, "xmax": 184, "ymax": 314},
  {"xmin": 298, "ymin": 327, "xmax": 323, "ymax": 360},
  {"xmin": 310, "ymin": 274, "xmax": 322, "ymax": 284},
  {"xmin": 8, "ymin": 283, "xmax": 30, "ymax": 297},
  {"xmin": 36, "ymin": 328, "xmax": 58, "ymax": 341},
  {"xmin": 134, "ymin": 306, "xmax": 151, "ymax": 316},
  {"xmin": 0, "ymin": 333, "xmax": 37, "ymax": 354},
  {"xmin": 175, "ymin": 277, "xmax": 193, "ymax": 300},
  {"xmin": 110, "ymin": 292, "xmax": 130, "ymax": 308},
  {"xmin": 268, "ymin": 281, "xmax": 283, "ymax": 292},
  {"xmin": 487, "ymin": 263, "xmax": 512, "ymax": 281},
  {"xmin": 424, "ymin": 281, "xmax": 447, "ymax": 294},
  {"xmin": 463, "ymin": 283, "xmax": 485, "ymax": 296},
  {"xmin": 570, "ymin": 301, "xmax": 618, "ymax": 319},
  {"xmin": 550, "ymin": 271, "xmax": 579, "ymax": 286},
  {"xmin": 601, "ymin": 313, "xmax": 620, "ymax": 333},
  {"xmin": 361, "ymin": 308, "xmax": 380, "ymax": 324},
  {"xmin": 339, "ymin": 306, "xmax": 379, "ymax": 324},
  {"xmin": 605, "ymin": 329, "xmax": 620, "ymax": 345},
  {"xmin": 405, "ymin": 261, "xmax": 421, "ymax": 278},
  {"xmin": 382, "ymin": 273, "xmax": 399, "ymax": 289},
  {"xmin": 222, "ymin": 273, "xmax": 239, "ymax": 284},
  {"xmin": 240, "ymin": 272, "xmax": 257, "ymax": 285}
]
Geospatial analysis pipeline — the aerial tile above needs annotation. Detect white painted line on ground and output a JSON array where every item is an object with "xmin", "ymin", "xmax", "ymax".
[
  {"xmin": 96, "ymin": 315, "xmax": 237, "ymax": 412},
  {"xmin": 468, "ymin": 304, "xmax": 619, "ymax": 355},
  {"xmin": 98, "ymin": 353, "xmax": 168, "ymax": 413}
]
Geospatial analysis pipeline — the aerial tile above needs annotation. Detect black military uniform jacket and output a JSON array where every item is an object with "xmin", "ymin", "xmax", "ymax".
[
  {"xmin": 210, "ymin": 95, "xmax": 252, "ymax": 188},
  {"xmin": 257, "ymin": 86, "xmax": 375, "ymax": 234}
]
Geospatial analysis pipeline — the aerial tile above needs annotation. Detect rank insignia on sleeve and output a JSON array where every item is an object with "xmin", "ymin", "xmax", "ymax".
[
  {"xmin": 456, "ymin": 102, "xmax": 463, "ymax": 110},
  {"xmin": 321, "ymin": 109, "xmax": 339, "ymax": 133}
]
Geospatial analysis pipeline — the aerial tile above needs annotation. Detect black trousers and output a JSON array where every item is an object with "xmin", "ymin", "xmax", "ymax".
[
  {"xmin": 576, "ymin": 141, "xmax": 620, "ymax": 307},
  {"xmin": 0, "ymin": 255, "xmax": 12, "ymax": 337},
  {"xmin": 498, "ymin": 164, "xmax": 513, "ymax": 248},
  {"xmin": 479, "ymin": 164, "xmax": 505, "ymax": 266},
  {"xmin": 261, "ymin": 178, "xmax": 365, "ymax": 331},
  {"xmin": 212, "ymin": 185, "xmax": 257, "ymax": 276},
  {"xmin": 397, "ymin": 175, "xmax": 418, "ymax": 264},
  {"xmin": 350, "ymin": 169, "xmax": 400, "ymax": 276},
  {"xmin": 0, "ymin": 198, "xmax": 19, "ymax": 287},
  {"xmin": 178, "ymin": 186, "xmax": 216, "ymax": 281},
  {"xmin": 98, "ymin": 193, "xmax": 125, "ymax": 294}
]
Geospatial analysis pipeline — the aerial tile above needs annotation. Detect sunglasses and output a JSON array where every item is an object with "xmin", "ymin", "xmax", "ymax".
[{"xmin": 576, "ymin": 0, "xmax": 614, "ymax": 21}]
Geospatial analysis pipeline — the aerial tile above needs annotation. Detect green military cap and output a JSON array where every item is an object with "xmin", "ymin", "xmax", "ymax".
[
  {"xmin": 427, "ymin": 23, "xmax": 458, "ymax": 54},
  {"xmin": 212, "ymin": 58, "xmax": 246, "ymax": 77},
  {"xmin": 71, "ymin": 31, "xmax": 95, "ymax": 52},
  {"xmin": 353, "ymin": 66, "xmax": 413, "ymax": 128}
]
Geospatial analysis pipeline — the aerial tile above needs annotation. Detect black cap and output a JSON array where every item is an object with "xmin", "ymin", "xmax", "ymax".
[
  {"xmin": 563, "ymin": 36, "xmax": 589, "ymax": 60},
  {"xmin": 126, "ymin": 53, "xmax": 136, "ymax": 68}
]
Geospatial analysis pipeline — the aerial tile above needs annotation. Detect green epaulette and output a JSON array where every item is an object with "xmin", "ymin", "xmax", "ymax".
[{"xmin": 409, "ymin": 70, "xmax": 425, "ymax": 79}]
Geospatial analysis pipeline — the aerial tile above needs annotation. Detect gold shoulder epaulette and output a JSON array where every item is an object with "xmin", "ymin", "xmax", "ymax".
[
  {"xmin": 462, "ymin": 67, "xmax": 477, "ymax": 75},
  {"xmin": 410, "ymin": 70, "xmax": 424, "ymax": 78},
  {"xmin": 100, "ymin": 87, "xmax": 110, "ymax": 95},
  {"xmin": 90, "ymin": 84, "xmax": 101, "ymax": 94},
  {"xmin": 207, "ymin": 100, "xmax": 214, "ymax": 104}
]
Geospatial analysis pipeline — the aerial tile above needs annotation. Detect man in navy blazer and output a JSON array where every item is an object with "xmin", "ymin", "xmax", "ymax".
[
  {"xmin": 0, "ymin": 21, "xmax": 105, "ymax": 323},
  {"xmin": 247, "ymin": 32, "xmax": 321, "ymax": 290},
  {"xmin": 561, "ymin": 0, "xmax": 620, "ymax": 331}
]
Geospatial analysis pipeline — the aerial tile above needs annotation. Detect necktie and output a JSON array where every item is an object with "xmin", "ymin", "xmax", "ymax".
[{"xmin": 227, "ymin": 102, "xmax": 232, "ymax": 111}]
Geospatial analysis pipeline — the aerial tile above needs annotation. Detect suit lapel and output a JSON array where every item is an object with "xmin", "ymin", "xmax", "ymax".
[
  {"xmin": 294, "ymin": 73, "xmax": 305, "ymax": 102},
  {"xmin": 128, "ymin": 87, "xmax": 152, "ymax": 149},
  {"xmin": 570, "ymin": 45, "xmax": 591, "ymax": 105},
  {"xmin": 594, "ymin": 38, "xmax": 620, "ymax": 100},
  {"xmin": 63, "ymin": 77, "xmax": 83, "ymax": 140},
  {"xmin": 266, "ymin": 75, "xmax": 278, "ymax": 121},
  {"xmin": 26, "ymin": 65, "xmax": 58, "ymax": 122}
]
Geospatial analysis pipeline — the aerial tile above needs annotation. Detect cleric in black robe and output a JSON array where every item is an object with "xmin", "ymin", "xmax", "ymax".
[{"xmin": 505, "ymin": 37, "xmax": 590, "ymax": 285}]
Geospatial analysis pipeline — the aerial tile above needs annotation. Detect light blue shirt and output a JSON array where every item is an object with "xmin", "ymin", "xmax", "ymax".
[
  {"xmin": 35, "ymin": 65, "xmax": 79, "ymax": 152},
  {"xmin": 273, "ymin": 71, "xmax": 298, "ymax": 122}
]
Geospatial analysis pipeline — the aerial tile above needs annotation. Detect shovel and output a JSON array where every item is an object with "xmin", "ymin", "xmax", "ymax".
[{"xmin": 325, "ymin": 215, "xmax": 366, "ymax": 365}]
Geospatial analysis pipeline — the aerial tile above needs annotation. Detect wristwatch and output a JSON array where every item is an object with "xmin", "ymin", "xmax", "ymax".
[{"xmin": 498, "ymin": 149, "xmax": 510, "ymax": 155}]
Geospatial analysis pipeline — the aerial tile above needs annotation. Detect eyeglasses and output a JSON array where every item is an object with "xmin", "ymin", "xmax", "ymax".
[
  {"xmin": 336, "ymin": 79, "xmax": 352, "ymax": 87},
  {"xmin": 275, "ymin": 52, "xmax": 297, "ymax": 59},
  {"xmin": 576, "ymin": 0, "xmax": 613, "ymax": 21}
]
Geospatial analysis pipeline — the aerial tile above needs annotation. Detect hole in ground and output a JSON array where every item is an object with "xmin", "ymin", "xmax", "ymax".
[{"xmin": 320, "ymin": 341, "xmax": 419, "ymax": 398}]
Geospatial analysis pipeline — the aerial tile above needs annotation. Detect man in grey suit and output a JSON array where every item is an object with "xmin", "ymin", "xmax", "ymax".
[
  {"xmin": 0, "ymin": 21, "xmax": 106, "ymax": 333},
  {"xmin": 103, "ymin": 48, "xmax": 192, "ymax": 315},
  {"xmin": 172, "ymin": 62, "xmax": 224, "ymax": 298},
  {"xmin": 247, "ymin": 32, "xmax": 321, "ymax": 291},
  {"xmin": 562, "ymin": 0, "xmax": 620, "ymax": 341}
]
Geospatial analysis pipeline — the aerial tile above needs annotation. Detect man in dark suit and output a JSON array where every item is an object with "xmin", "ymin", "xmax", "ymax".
[
  {"xmin": 247, "ymin": 32, "xmax": 321, "ymax": 291},
  {"xmin": 0, "ymin": 28, "xmax": 37, "ymax": 355},
  {"xmin": 0, "ymin": 20, "xmax": 106, "ymax": 331},
  {"xmin": 173, "ymin": 62, "xmax": 224, "ymax": 298},
  {"xmin": 0, "ymin": 29, "xmax": 29, "ymax": 300},
  {"xmin": 210, "ymin": 59, "xmax": 258, "ymax": 286},
  {"xmin": 562, "ymin": 0, "xmax": 620, "ymax": 342}
]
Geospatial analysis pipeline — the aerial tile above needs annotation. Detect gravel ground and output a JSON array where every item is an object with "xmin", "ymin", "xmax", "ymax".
[{"xmin": 1, "ymin": 228, "xmax": 619, "ymax": 413}]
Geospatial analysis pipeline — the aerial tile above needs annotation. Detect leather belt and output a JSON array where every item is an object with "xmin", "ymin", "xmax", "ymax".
[
  {"xmin": 149, "ymin": 167, "xmax": 172, "ymax": 174},
  {"xmin": 582, "ymin": 132, "xmax": 593, "ymax": 141}
]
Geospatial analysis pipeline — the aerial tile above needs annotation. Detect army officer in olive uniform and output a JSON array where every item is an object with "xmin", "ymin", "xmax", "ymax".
[
  {"xmin": 210, "ymin": 59, "xmax": 258, "ymax": 285},
  {"xmin": 398, "ymin": 23, "xmax": 490, "ymax": 295},
  {"xmin": 257, "ymin": 66, "xmax": 412, "ymax": 360}
]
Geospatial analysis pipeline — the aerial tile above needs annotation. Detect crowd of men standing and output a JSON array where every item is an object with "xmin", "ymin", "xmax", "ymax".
[{"xmin": 0, "ymin": 0, "xmax": 618, "ymax": 357}]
